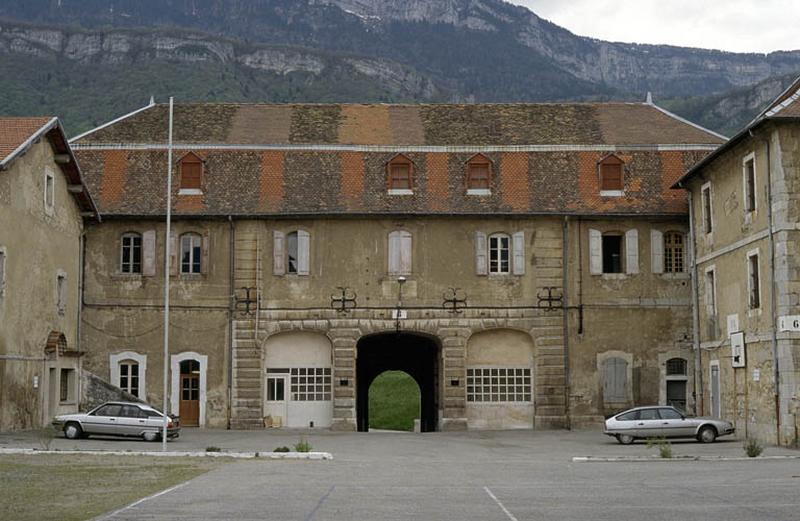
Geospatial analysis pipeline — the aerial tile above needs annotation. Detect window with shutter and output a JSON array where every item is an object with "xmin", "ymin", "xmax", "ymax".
[
  {"xmin": 388, "ymin": 230, "xmax": 412, "ymax": 275},
  {"xmin": 180, "ymin": 233, "xmax": 202, "ymax": 274},
  {"xmin": 466, "ymin": 154, "xmax": 492, "ymax": 193},
  {"xmin": 387, "ymin": 155, "xmax": 414, "ymax": 192},
  {"xmin": 602, "ymin": 234, "xmax": 623, "ymax": 274},
  {"xmin": 475, "ymin": 232, "xmax": 488, "ymax": 276},
  {"xmin": 179, "ymin": 152, "xmax": 203, "ymax": 192},
  {"xmin": 286, "ymin": 231, "xmax": 299, "ymax": 274},
  {"xmin": 297, "ymin": 230, "xmax": 310, "ymax": 276},
  {"xmin": 663, "ymin": 232, "xmax": 685, "ymax": 273},
  {"xmin": 651, "ymin": 230, "xmax": 664, "ymax": 274},
  {"xmin": 598, "ymin": 155, "xmax": 624, "ymax": 193},
  {"xmin": 701, "ymin": 183, "xmax": 713, "ymax": 234},
  {"xmin": 512, "ymin": 231, "xmax": 525, "ymax": 275},
  {"xmin": 273, "ymin": 231, "xmax": 285, "ymax": 276},
  {"xmin": 743, "ymin": 154, "xmax": 756, "ymax": 213},
  {"xmin": 625, "ymin": 229, "xmax": 639, "ymax": 275},
  {"xmin": 120, "ymin": 232, "xmax": 142, "ymax": 274},
  {"xmin": 142, "ymin": 230, "xmax": 156, "ymax": 276},
  {"xmin": 589, "ymin": 229, "xmax": 602, "ymax": 275},
  {"xmin": 748, "ymin": 252, "xmax": 760, "ymax": 309},
  {"xmin": 488, "ymin": 234, "xmax": 510, "ymax": 274},
  {"xmin": 603, "ymin": 357, "xmax": 628, "ymax": 403}
]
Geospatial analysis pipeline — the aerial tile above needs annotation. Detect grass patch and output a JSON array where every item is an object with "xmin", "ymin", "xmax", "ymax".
[
  {"xmin": 0, "ymin": 454, "xmax": 222, "ymax": 521},
  {"xmin": 368, "ymin": 370, "xmax": 420, "ymax": 432}
]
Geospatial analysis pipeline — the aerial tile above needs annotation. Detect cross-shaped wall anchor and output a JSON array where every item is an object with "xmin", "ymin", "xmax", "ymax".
[
  {"xmin": 442, "ymin": 288, "xmax": 467, "ymax": 314},
  {"xmin": 234, "ymin": 287, "xmax": 258, "ymax": 315},
  {"xmin": 330, "ymin": 287, "xmax": 357, "ymax": 313},
  {"xmin": 536, "ymin": 287, "xmax": 563, "ymax": 311}
]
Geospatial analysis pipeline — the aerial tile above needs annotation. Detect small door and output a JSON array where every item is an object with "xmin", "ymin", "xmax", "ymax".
[
  {"xmin": 180, "ymin": 360, "xmax": 200, "ymax": 427},
  {"xmin": 666, "ymin": 380, "xmax": 687, "ymax": 412},
  {"xmin": 710, "ymin": 364, "xmax": 720, "ymax": 418},
  {"xmin": 264, "ymin": 375, "xmax": 288, "ymax": 427}
]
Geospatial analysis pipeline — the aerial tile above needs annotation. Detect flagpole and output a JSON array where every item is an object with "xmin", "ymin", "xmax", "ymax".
[{"xmin": 162, "ymin": 97, "xmax": 174, "ymax": 451}]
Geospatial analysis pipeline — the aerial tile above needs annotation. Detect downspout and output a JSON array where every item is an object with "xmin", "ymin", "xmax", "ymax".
[
  {"xmin": 756, "ymin": 130, "xmax": 781, "ymax": 445},
  {"xmin": 562, "ymin": 216, "xmax": 571, "ymax": 430},
  {"xmin": 227, "ymin": 215, "xmax": 235, "ymax": 430},
  {"xmin": 77, "ymin": 229, "xmax": 86, "ymax": 411},
  {"xmin": 687, "ymin": 188, "xmax": 703, "ymax": 416}
]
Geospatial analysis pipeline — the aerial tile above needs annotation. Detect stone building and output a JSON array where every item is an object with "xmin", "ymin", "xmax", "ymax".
[
  {"xmin": 70, "ymin": 101, "xmax": 723, "ymax": 431},
  {"xmin": 675, "ymin": 77, "xmax": 800, "ymax": 446},
  {"xmin": 0, "ymin": 117, "xmax": 97, "ymax": 431}
]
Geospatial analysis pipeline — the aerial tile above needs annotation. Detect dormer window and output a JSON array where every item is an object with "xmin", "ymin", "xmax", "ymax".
[
  {"xmin": 599, "ymin": 154, "xmax": 624, "ymax": 195},
  {"xmin": 387, "ymin": 155, "xmax": 414, "ymax": 195},
  {"xmin": 179, "ymin": 152, "xmax": 203, "ymax": 194},
  {"xmin": 466, "ymin": 154, "xmax": 492, "ymax": 195}
]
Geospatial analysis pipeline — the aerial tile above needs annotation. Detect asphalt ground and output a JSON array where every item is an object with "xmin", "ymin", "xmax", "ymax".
[{"xmin": 2, "ymin": 429, "xmax": 799, "ymax": 520}]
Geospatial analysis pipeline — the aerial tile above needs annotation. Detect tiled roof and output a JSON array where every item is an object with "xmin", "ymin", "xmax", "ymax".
[
  {"xmin": 74, "ymin": 148, "xmax": 710, "ymax": 217},
  {"xmin": 0, "ymin": 117, "xmax": 53, "ymax": 162},
  {"xmin": 74, "ymin": 103, "xmax": 726, "ymax": 147},
  {"xmin": 72, "ymin": 102, "xmax": 723, "ymax": 218},
  {"xmin": 0, "ymin": 117, "xmax": 98, "ymax": 215}
]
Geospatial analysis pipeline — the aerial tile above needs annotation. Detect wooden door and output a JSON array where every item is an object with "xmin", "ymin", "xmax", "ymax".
[{"xmin": 180, "ymin": 360, "xmax": 200, "ymax": 426}]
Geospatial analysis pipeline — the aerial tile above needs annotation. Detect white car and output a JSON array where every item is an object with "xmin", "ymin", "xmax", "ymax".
[
  {"xmin": 604, "ymin": 406, "xmax": 735, "ymax": 444},
  {"xmin": 52, "ymin": 401, "xmax": 180, "ymax": 442}
]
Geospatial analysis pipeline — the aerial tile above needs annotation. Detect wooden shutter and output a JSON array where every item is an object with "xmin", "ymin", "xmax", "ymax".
[
  {"xmin": 388, "ymin": 231, "xmax": 401, "ymax": 275},
  {"xmin": 475, "ymin": 231, "xmax": 487, "ymax": 276},
  {"xmin": 651, "ymin": 229, "xmax": 664, "ymax": 274},
  {"xmin": 201, "ymin": 232, "xmax": 210, "ymax": 275},
  {"xmin": 589, "ymin": 229, "xmax": 602, "ymax": 275},
  {"xmin": 169, "ymin": 231, "xmax": 178, "ymax": 276},
  {"xmin": 273, "ymin": 231, "xmax": 285, "ymax": 276},
  {"xmin": 399, "ymin": 231, "xmax": 412, "ymax": 275},
  {"xmin": 297, "ymin": 230, "xmax": 310, "ymax": 276},
  {"xmin": 180, "ymin": 157, "xmax": 202, "ymax": 190},
  {"xmin": 625, "ymin": 229, "xmax": 639, "ymax": 274},
  {"xmin": 512, "ymin": 231, "xmax": 525, "ymax": 275},
  {"xmin": 604, "ymin": 358, "xmax": 627, "ymax": 403},
  {"xmin": 142, "ymin": 230, "xmax": 156, "ymax": 276}
]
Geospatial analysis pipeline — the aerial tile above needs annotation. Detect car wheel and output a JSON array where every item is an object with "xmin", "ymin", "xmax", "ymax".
[
  {"xmin": 616, "ymin": 434, "xmax": 635, "ymax": 445},
  {"xmin": 64, "ymin": 422, "xmax": 83, "ymax": 440},
  {"xmin": 142, "ymin": 431, "xmax": 159, "ymax": 442},
  {"xmin": 698, "ymin": 425, "xmax": 717, "ymax": 443}
]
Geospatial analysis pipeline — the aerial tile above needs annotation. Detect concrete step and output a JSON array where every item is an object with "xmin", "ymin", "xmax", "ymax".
[
  {"xmin": 229, "ymin": 419, "xmax": 264, "ymax": 430},
  {"xmin": 231, "ymin": 408, "xmax": 263, "ymax": 419}
]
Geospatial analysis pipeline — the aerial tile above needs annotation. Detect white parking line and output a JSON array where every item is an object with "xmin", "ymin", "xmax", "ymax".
[
  {"xmin": 484, "ymin": 486, "xmax": 519, "ymax": 521},
  {"xmin": 94, "ymin": 481, "xmax": 189, "ymax": 520}
]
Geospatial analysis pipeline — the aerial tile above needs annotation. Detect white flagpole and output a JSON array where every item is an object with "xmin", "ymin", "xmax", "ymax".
[{"xmin": 162, "ymin": 97, "xmax": 174, "ymax": 451}]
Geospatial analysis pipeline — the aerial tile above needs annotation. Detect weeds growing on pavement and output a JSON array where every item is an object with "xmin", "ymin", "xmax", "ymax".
[
  {"xmin": 294, "ymin": 438, "xmax": 312, "ymax": 452},
  {"xmin": 743, "ymin": 438, "xmax": 764, "ymax": 457},
  {"xmin": 646, "ymin": 437, "xmax": 672, "ymax": 458}
]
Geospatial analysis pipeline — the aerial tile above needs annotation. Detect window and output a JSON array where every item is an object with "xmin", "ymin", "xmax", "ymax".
[
  {"xmin": 701, "ymin": 183, "xmax": 713, "ymax": 234},
  {"xmin": 616, "ymin": 410, "xmax": 638, "ymax": 421},
  {"xmin": 598, "ymin": 155, "xmax": 624, "ymax": 193},
  {"xmin": 748, "ymin": 252, "xmax": 761, "ymax": 309},
  {"xmin": 658, "ymin": 407, "xmax": 683, "ymax": 420},
  {"xmin": 603, "ymin": 357, "xmax": 628, "ymax": 403},
  {"xmin": 56, "ymin": 273, "xmax": 66, "ymax": 315},
  {"xmin": 119, "ymin": 360, "xmax": 140, "ymax": 397},
  {"xmin": 664, "ymin": 232, "xmax": 685, "ymax": 273},
  {"xmin": 273, "ymin": 230, "xmax": 309, "ymax": 276},
  {"xmin": 743, "ymin": 154, "xmax": 756, "ymax": 213},
  {"xmin": 387, "ymin": 155, "xmax": 413, "ymax": 192},
  {"xmin": 94, "ymin": 404, "xmax": 122, "ymax": 417},
  {"xmin": 180, "ymin": 233, "xmax": 202, "ymax": 274},
  {"xmin": 489, "ymin": 234, "xmax": 510, "ymax": 274},
  {"xmin": 59, "ymin": 368, "xmax": 75, "ymax": 403},
  {"xmin": 665, "ymin": 358, "xmax": 688, "ymax": 411},
  {"xmin": 388, "ymin": 230, "xmax": 412, "ymax": 275},
  {"xmin": 666, "ymin": 358, "xmax": 687, "ymax": 376},
  {"xmin": 290, "ymin": 368, "xmax": 331, "ymax": 401},
  {"xmin": 705, "ymin": 268, "xmax": 717, "ymax": 316},
  {"xmin": 266, "ymin": 378, "xmax": 285, "ymax": 401},
  {"xmin": 466, "ymin": 154, "xmax": 492, "ymax": 193},
  {"xmin": 179, "ymin": 153, "xmax": 203, "ymax": 192},
  {"xmin": 466, "ymin": 368, "xmax": 531, "ymax": 403},
  {"xmin": 602, "ymin": 234, "xmax": 623, "ymax": 273},
  {"xmin": 120, "ymin": 233, "xmax": 142, "ymax": 274},
  {"xmin": 44, "ymin": 169, "xmax": 55, "ymax": 212},
  {"xmin": 287, "ymin": 231, "xmax": 299, "ymax": 274}
]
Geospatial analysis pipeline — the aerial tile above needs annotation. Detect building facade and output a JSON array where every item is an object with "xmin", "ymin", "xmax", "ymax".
[
  {"xmin": 71, "ymin": 102, "xmax": 723, "ymax": 431},
  {"xmin": 0, "ymin": 117, "xmax": 97, "ymax": 431},
  {"xmin": 677, "ymin": 78, "xmax": 800, "ymax": 446}
]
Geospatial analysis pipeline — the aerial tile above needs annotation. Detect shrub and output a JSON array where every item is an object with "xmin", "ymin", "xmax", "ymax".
[
  {"xmin": 205, "ymin": 446, "xmax": 222, "ymax": 452},
  {"xmin": 36, "ymin": 426, "xmax": 56, "ymax": 451},
  {"xmin": 743, "ymin": 438, "xmax": 764, "ymax": 458},
  {"xmin": 294, "ymin": 438, "xmax": 312, "ymax": 453},
  {"xmin": 273, "ymin": 446, "xmax": 291, "ymax": 453},
  {"xmin": 646, "ymin": 437, "xmax": 672, "ymax": 459}
]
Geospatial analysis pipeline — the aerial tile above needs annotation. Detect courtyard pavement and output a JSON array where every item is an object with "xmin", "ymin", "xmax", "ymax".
[{"xmin": 2, "ymin": 428, "xmax": 799, "ymax": 520}]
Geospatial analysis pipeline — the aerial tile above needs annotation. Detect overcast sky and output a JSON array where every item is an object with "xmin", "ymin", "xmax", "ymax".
[{"xmin": 510, "ymin": 1, "xmax": 799, "ymax": 53}]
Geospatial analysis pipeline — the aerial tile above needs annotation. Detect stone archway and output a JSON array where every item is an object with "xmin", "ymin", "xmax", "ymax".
[{"xmin": 356, "ymin": 332, "xmax": 440, "ymax": 432}]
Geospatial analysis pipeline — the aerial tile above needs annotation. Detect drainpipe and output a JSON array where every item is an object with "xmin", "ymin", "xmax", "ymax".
[
  {"xmin": 227, "ymin": 215, "xmax": 235, "ymax": 430},
  {"xmin": 562, "ymin": 216, "xmax": 571, "ymax": 430},
  {"xmin": 687, "ymin": 188, "xmax": 703, "ymax": 416},
  {"xmin": 77, "ymin": 229, "xmax": 86, "ymax": 411},
  {"xmin": 754, "ymin": 129, "xmax": 781, "ymax": 445}
]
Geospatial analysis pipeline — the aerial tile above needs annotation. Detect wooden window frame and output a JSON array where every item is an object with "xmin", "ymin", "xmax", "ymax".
[
  {"xmin": 747, "ymin": 250, "xmax": 761, "ymax": 310},
  {"xmin": 178, "ymin": 152, "xmax": 204, "ymax": 194},
  {"xmin": 663, "ymin": 231, "xmax": 685, "ymax": 274},
  {"xmin": 598, "ymin": 155, "xmax": 625, "ymax": 194},
  {"xmin": 742, "ymin": 153, "xmax": 757, "ymax": 214},
  {"xmin": 701, "ymin": 182, "xmax": 713, "ymax": 235},
  {"xmin": 120, "ymin": 232, "xmax": 143, "ymax": 275},
  {"xmin": 119, "ymin": 360, "xmax": 140, "ymax": 397},
  {"xmin": 488, "ymin": 233, "xmax": 511, "ymax": 275},
  {"xmin": 466, "ymin": 154, "xmax": 492, "ymax": 194},
  {"xmin": 386, "ymin": 155, "xmax": 414, "ymax": 193},
  {"xmin": 601, "ymin": 233, "xmax": 624, "ymax": 274},
  {"xmin": 180, "ymin": 233, "xmax": 202, "ymax": 274}
]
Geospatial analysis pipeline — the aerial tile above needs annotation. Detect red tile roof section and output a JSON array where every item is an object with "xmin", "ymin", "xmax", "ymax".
[
  {"xmin": 426, "ymin": 153, "xmax": 449, "ymax": 211},
  {"xmin": 500, "ymin": 153, "xmax": 529, "ymax": 212},
  {"xmin": 0, "ymin": 117, "xmax": 52, "ymax": 162},
  {"xmin": 100, "ymin": 150, "xmax": 128, "ymax": 207},
  {"xmin": 340, "ymin": 151, "xmax": 365, "ymax": 210},
  {"xmin": 259, "ymin": 151, "xmax": 284, "ymax": 212}
]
